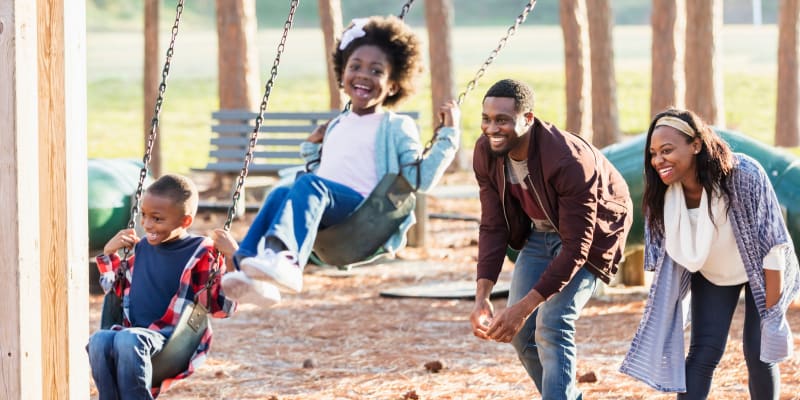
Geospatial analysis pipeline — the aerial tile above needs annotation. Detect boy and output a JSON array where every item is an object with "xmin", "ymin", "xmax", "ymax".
[{"xmin": 87, "ymin": 174, "xmax": 278, "ymax": 399}]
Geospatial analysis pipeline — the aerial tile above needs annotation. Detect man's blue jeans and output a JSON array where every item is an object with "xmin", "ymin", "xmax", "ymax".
[
  {"xmin": 87, "ymin": 327, "xmax": 167, "ymax": 400},
  {"xmin": 508, "ymin": 231, "xmax": 597, "ymax": 400},
  {"xmin": 678, "ymin": 273, "xmax": 779, "ymax": 400},
  {"xmin": 236, "ymin": 174, "xmax": 364, "ymax": 267}
]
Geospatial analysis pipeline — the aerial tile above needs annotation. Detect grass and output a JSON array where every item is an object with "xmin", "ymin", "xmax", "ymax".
[{"xmin": 87, "ymin": 26, "xmax": 796, "ymax": 174}]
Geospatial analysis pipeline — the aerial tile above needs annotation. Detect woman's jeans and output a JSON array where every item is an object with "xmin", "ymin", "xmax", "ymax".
[
  {"xmin": 236, "ymin": 174, "xmax": 364, "ymax": 267},
  {"xmin": 86, "ymin": 327, "xmax": 167, "ymax": 400},
  {"xmin": 508, "ymin": 231, "xmax": 597, "ymax": 400},
  {"xmin": 678, "ymin": 273, "xmax": 779, "ymax": 400}
]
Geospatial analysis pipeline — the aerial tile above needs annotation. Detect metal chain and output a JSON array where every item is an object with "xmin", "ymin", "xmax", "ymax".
[
  {"xmin": 122, "ymin": 0, "xmax": 185, "ymax": 262},
  {"xmin": 224, "ymin": 0, "xmax": 299, "ymax": 232},
  {"xmin": 398, "ymin": 0, "xmax": 415, "ymax": 20},
  {"xmin": 455, "ymin": 0, "xmax": 537, "ymax": 106}
]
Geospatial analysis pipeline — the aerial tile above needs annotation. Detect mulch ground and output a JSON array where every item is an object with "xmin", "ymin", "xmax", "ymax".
[{"xmin": 88, "ymin": 173, "xmax": 800, "ymax": 399}]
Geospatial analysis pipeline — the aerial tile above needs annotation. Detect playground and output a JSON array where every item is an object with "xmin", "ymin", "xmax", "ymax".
[
  {"xmin": 86, "ymin": 171, "xmax": 800, "ymax": 399},
  {"xmin": 4, "ymin": 0, "xmax": 800, "ymax": 399}
]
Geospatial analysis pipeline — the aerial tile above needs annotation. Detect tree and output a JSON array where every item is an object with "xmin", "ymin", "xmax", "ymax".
[
  {"xmin": 685, "ymin": 0, "xmax": 724, "ymax": 126},
  {"xmin": 560, "ymin": 0, "xmax": 592, "ymax": 139},
  {"xmin": 318, "ymin": 0, "xmax": 344, "ymax": 110},
  {"xmin": 586, "ymin": 0, "xmax": 620, "ymax": 147},
  {"xmin": 776, "ymin": 0, "xmax": 800, "ymax": 146},
  {"xmin": 650, "ymin": 0, "xmax": 685, "ymax": 117},
  {"xmin": 144, "ymin": 0, "xmax": 160, "ymax": 176}
]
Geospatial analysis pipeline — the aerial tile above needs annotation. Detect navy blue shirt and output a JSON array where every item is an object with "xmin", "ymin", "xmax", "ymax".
[{"xmin": 128, "ymin": 234, "xmax": 205, "ymax": 328}]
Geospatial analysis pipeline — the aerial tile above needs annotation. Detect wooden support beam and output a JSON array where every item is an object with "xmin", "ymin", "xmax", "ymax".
[
  {"xmin": 37, "ymin": 0, "xmax": 89, "ymax": 398},
  {"xmin": 144, "ymin": 0, "xmax": 160, "ymax": 177},
  {"xmin": 0, "ymin": 1, "xmax": 44, "ymax": 398}
]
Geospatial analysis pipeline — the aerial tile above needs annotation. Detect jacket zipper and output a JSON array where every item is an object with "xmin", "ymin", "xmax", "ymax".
[{"xmin": 501, "ymin": 162, "xmax": 511, "ymax": 232}]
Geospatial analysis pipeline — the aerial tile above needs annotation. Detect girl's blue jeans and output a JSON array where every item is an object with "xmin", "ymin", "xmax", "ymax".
[
  {"xmin": 508, "ymin": 231, "xmax": 597, "ymax": 400},
  {"xmin": 87, "ymin": 327, "xmax": 167, "ymax": 400},
  {"xmin": 235, "ymin": 174, "xmax": 364, "ymax": 267},
  {"xmin": 679, "ymin": 273, "xmax": 779, "ymax": 400}
]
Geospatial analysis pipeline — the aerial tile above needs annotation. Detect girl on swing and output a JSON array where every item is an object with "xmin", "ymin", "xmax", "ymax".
[{"xmin": 222, "ymin": 15, "xmax": 461, "ymax": 304}]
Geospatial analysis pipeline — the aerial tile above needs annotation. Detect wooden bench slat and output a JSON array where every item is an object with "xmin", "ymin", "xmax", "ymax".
[
  {"xmin": 210, "ymin": 137, "xmax": 306, "ymax": 147},
  {"xmin": 209, "ymin": 149, "xmax": 301, "ymax": 159},
  {"xmin": 212, "ymin": 125, "xmax": 316, "ymax": 134},
  {"xmin": 201, "ymin": 162, "xmax": 301, "ymax": 172}
]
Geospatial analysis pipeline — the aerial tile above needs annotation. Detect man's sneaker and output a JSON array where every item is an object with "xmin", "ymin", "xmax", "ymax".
[
  {"xmin": 220, "ymin": 270, "xmax": 281, "ymax": 307},
  {"xmin": 240, "ymin": 251, "xmax": 303, "ymax": 293}
]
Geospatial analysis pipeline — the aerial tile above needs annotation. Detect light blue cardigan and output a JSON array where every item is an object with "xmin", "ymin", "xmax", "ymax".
[
  {"xmin": 299, "ymin": 110, "xmax": 459, "ymax": 258},
  {"xmin": 620, "ymin": 154, "xmax": 800, "ymax": 392}
]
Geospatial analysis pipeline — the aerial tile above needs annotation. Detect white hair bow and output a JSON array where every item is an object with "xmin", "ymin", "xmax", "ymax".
[{"xmin": 339, "ymin": 18, "xmax": 369, "ymax": 50}]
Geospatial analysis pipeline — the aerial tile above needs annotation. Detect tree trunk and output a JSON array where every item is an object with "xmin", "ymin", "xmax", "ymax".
[
  {"xmin": 586, "ymin": 0, "xmax": 620, "ymax": 147},
  {"xmin": 685, "ymin": 0, "xmax": 724, "ymax": 126},
  {"xmin": 650, "ymin": 0, "xmax": 685, "ymax": 117},
  {"xmin": 560, "ymin": 0, "xmax": 592, "ymax": 139},
  {"xmin": 144, "ymin": 0, "xmax": 160, "ymax": 176},
  {"xmin": 776, "ymin": 0, "xmax": 800, "ymax": 147},
  {"xmin": 214, "ymin": 0, "xmax": 259, "ymax": 193},
  {"xmin": 425, "ymin": 0, "xmax": 460, "ymax": 167},
  {"xmin": 318, "ymin": 0, "xmax": 344, "ymax": 111},
  {"xmin": 215, "ymin": 0, "xmax": 259, "ymax": 110}
]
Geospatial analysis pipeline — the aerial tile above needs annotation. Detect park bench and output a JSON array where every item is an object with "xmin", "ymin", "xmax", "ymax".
[{"xmin": 198, "ymin": 109, "xmax": 420, "ymax": 177}]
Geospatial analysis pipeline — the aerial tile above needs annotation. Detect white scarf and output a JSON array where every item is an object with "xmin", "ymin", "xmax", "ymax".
[{"xmin": 663, "ymin": 184, "xmax": 725, "ymax": 272}]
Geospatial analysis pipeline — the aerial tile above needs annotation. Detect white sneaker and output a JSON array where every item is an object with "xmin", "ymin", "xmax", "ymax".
[
  {"xmin": 240, "ymin": 251, "xmax": 303, "ymax": 293},
  {"xmin": 221, "ymin": 271, "xmax": 281, "ymax": 307}
]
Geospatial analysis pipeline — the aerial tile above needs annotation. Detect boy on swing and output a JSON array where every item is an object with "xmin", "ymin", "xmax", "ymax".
[{"xmin": 87, "ymin": 174, "xmax": 253, "ymax": 399}]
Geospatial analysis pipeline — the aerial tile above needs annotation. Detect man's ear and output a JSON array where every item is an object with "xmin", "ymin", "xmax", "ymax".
[
  {"xmin": 181, "ymin": 214, "xmax": 194, "ymax": 229},
  {"xmin": 524, "ymin": 111, "xmax": 534, "ymax": 126}
]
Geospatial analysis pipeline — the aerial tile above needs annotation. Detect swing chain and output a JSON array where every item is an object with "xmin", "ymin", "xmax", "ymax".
[
  {"xmin": 224, "ymin": 0, "xmax": 299, "ymax": 232},
  {"xmin": 455, "ymin": 0, "xmax": 536, "ymax": 106},
  {"xmin": 398, "ymin": 0, "xmax": 415, "ymax": 20},
  {"xmin": 123, "ymin": 0, "xmax": 186, "ymax": 260}
]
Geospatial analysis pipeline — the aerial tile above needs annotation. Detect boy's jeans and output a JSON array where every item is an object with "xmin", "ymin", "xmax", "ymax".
[
  {"xmin": 87, "ymin": 327, "xmax": 167, "ymax": 400},
  {"xmin": 508, "ymin": 231, "xmax": 597, "ymax": 400},
  {"xmin": 236, "ymin": 174, "xmax": 364, "ymax": 267}
]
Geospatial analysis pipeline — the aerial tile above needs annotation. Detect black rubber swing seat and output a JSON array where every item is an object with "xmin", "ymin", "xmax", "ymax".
[{"xmin": 312, "ymin": 173, "xmax": 416, "ymax": 267}]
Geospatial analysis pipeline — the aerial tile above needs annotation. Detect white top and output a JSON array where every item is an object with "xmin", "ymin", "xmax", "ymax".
[
  {"xmin": 664, "ymin": 183, "xmax": 784, "ymax": 287},
  {"xmin": 316, "ymin": 111, "xmax": 383, "ymax": 196}
]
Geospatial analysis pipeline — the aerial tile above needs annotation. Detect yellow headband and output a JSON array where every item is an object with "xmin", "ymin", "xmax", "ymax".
[{"xmin": 655, "ymin": 116, "xmax": 695, "ymax": 137}]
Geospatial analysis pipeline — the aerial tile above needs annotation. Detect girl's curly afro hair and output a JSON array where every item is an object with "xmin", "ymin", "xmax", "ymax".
[{"xmin": 333, "ymin": 16, "xmax": 424, "ymax": 108}]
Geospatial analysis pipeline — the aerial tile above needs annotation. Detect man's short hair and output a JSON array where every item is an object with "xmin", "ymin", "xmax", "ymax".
[
  {"xmin": 145, "ymin": 173, "xmax": 199, "ymax": 216},
  {"xmin": 483, "ymin": 79, "xmax": 535, "ymax": 114}
]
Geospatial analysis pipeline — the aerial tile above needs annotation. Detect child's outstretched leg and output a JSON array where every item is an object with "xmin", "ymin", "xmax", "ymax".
[
  {"xmin": 240, "ymin": 174, "xmax": 363, "ymax": 293},
  {"xmin": 87, "ymin": 328, "xmax": 167, "ymax": 400}
]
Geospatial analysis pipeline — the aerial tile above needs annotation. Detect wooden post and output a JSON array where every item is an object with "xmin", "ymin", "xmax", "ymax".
[
  {"xmin": 651, "ymin": 0, "xmax": 685, "ymax": 117},
  {"xmin": 559, "ymin": 0, "xmax": 593, "ymax": 139},
  {"xmin": 0, "ymin": 1, "xmax": 43, "ymax": 398},
  {"xmin": 586, "ymin": 0, "xmax": 621, "ymax": 147},
  {"xmin": 318, "ymin": 0, "xmax": 344, "ymax": 110},
  {"xmin": 37, "ymin": 0, "xmax": 89, "ymax": 398},
  {"xmin": 776, "ymin": 0, "xmax": 800, "ymax": 147},
  {"xmin": 685, "ymin": 0, "xmax": 724, "ymax": 126},
  {"xmin": 144, "ymin": 0, "xmax": 160, "ymax": 177},
  {"xmin": 425, "ymin": 0, "xmax": 457, "ymax": 165}
]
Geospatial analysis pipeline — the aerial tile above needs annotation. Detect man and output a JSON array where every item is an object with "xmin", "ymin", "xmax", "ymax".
[{"xmin": 470, "ymin": 79, "xmax": 632, "ymax": 399}]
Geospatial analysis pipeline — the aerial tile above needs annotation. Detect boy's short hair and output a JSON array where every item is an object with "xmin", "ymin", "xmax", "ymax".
[
  {"xmin": 483, "ymin": 79, "xmax": 535, "ymax": 114},
  {"xmin": 333, "ymin": 15, "xmax": 424, "ymax": 108},
  {"xmin": 145, "ymin": 173, "xmax": 199, "ymax": 216}
]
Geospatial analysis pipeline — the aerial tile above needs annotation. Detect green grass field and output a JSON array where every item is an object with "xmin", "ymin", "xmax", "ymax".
[{"xmin": 87, "ymin": 25, "xmax": 790, "ymax": 174}]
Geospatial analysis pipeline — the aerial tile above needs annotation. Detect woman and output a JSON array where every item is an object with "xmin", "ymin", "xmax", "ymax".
[{"xmin": 620, "ymin": 108, "xmax": 800, "ymax": 399}]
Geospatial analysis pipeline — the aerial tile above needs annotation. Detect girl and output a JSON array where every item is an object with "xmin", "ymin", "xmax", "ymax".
[
  {"xmin": 222, "ymin": 15, "xmax": 460, "ymax": 303},
  {"xmin": 621, "ymin": 108, "xmax": 800, "ymax": 399}
]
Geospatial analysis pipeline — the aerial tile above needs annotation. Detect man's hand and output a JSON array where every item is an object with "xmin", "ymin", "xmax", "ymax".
[
  {"xmin": 470, "ymin": 298, "xmax": 495, "ymax": 340},
  {"xmin": 486, "ymin": 290, "xmax": 544, "ymax": 343}
]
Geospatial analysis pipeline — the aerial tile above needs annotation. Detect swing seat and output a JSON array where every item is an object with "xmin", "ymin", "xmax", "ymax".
[
  {"xmin": 313, "ymin": 173, "xmax": 416, "ymax": 267},
  {"xmin": 150, "ymin": 301, "xmax": 209, "ymax": 388}
]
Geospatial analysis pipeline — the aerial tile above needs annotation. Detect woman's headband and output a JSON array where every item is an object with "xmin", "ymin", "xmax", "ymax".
[
  {"xmin": 339, "ymin": 18, "xmax": 369, "ymax": 50},
  {"xmin": 655, "ymin": 115, "xmax": 695, "ymax": 137}
]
